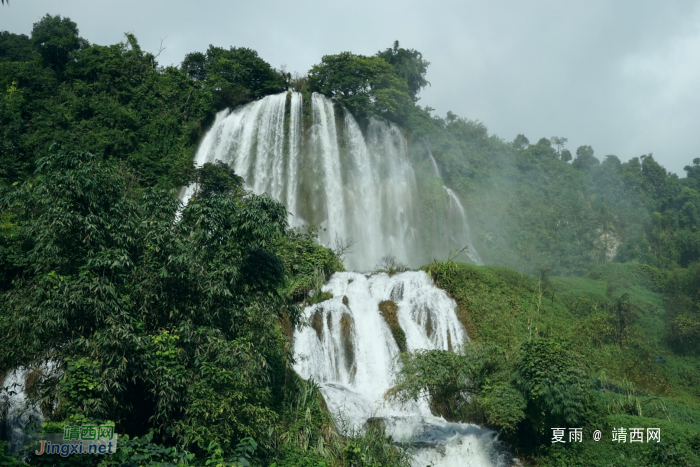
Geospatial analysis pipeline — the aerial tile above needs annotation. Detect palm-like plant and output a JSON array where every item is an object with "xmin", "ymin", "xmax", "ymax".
[{"xmin": 551, "ymin": 136, "xmax": 568, "ymax": 155}]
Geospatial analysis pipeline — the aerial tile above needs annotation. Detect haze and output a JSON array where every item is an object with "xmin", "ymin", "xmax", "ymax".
[{"xmin": 2, "ymin": 0, "xmax": 699, "ymax": 175}]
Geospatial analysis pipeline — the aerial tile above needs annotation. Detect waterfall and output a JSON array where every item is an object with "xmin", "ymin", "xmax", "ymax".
[
  {"xmin": 183, "ymin": 91, "xmax": 481, "ymax": 271},
  {"xmin": 1, "ymin": 369, "xmax": 43, "ymax": 454},
  {"xmin": 427, "ymin": 150, "xmax": 481, "ymax": 265},
  {"xmin": 293, "ymin": 271, "xmax": 511, "ymax": 466},
  {"xmin": 182, "ymin": 92, "xmax": 506, "ymax": 464}
]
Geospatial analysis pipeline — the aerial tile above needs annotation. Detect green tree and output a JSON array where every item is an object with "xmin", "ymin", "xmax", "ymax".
[
  {"xmin": 684, "ymin": 157, "xmax": 700, "ymax": 191},
  {"xmin": 181, "ymin": 45, "xmax": 284, "ymax": 110},
  {"xmin": 514, "ymin": 339, "xmax": 590, "ymax": 433},
  {"xmin": 0, "ymin": 150, "xmax": 295, "ymax": 455},
  {"xmin": 388, "ymin": 343, "xmax": 525, "ymax": 433},
  {"xmin": 572, "ymin": 145, "xmax": 599, "ymax": 169},
  {"xmin": 376, "ymin": 40, "xmax": 430, "ymax": 102},
  {"xmin": 0, "ymin": 31, "xmax": 35, "ymax": 62},
  {"xmin": 31, "ymin": 14, "xmax": 87, "ymax": 71},
  {"xmin": 0, "ymin": 27, "xmax": 215, "ymax": 186},
  {"xmin": 561, "ymin": 148, "xmax": 572, "ymax": 162},
  {"xmin": 307, "ymin": 52, "xmax": 412, "ymax": 121},
  {"xmin": 513, "ymin": 134, "xmax": 529, "ymax": 150},
  {"xmin": 551, "ymin": 136, "xmax": 568, "ymax": 155}
]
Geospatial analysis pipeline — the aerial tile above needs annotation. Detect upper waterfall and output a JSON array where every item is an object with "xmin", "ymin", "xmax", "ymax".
[{"xmin": 181, "ymin": 91, "xmax": 480, "ymax": 271}]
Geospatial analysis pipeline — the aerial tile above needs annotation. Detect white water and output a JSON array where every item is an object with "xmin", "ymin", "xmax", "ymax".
[
  {"xmin": 293, "ymin": 271, "xmax": 511, "ymax": 466},
  {"xmin": 183, "ymin": 92, "xmax": 504, "ymax": 464},
  {"xmin": 182, "ymin": 91, "xmax": 480, "ymax": 271},
  {"xmin": 1, "ymin": 369, "xmax": 43, "ymax": 453}
]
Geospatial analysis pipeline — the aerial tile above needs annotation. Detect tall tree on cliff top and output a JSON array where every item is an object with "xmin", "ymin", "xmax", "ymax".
[
  {"xmin": 376, "ymin": 40, "xmax": 430, "ymax": 102},
  {"xmin": 307, "ymin": 51, "xmax": 412, "ymax": 121}
]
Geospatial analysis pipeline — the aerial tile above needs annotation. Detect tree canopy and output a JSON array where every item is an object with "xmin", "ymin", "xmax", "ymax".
[
  {"xmin": 31, "ymin": 14, "xmax": 87, "ymax": 71},
  {"xmin": 307, "ymin": 51, "xmax": 412, "ymax": 121},
  {"xmin": 181, "ymin": 45, "xmax": 286, "ymax": 111},
  {"xmin": 376, "ymin": 40, "xmax": 430, "ymax": 102}
]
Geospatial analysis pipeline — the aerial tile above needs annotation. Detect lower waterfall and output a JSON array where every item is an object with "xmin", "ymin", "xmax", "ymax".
[
  {"xmin": 1, "ymin": 369, "xmax": 43, "ymax": 454},
  {"xmin": 293, "ymin": 271, "xmax": 512, "ymax": 467}
]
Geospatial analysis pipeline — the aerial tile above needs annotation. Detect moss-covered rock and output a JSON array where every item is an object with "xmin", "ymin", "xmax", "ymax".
[
  {"xmin": 310, "ymin": 308, "xmax": 324, "ymax": 341},
  {"xmin": 340, "ymin": 313, "xmax": 356, "ymax": 379},
  {"xmin": 379, "ymin": 300, "xmax": 407, "ymax": 352}
]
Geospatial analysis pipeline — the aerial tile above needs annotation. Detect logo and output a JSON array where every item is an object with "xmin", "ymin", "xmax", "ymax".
[{"xmin": 35, "ymin": 425, "xmax": 118, "ymax": 457}]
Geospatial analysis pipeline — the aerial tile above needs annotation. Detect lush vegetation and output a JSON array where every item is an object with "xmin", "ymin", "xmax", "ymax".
[
  {"xmin": 2, "ymin": 12, "xmax": 700, "ymax": 467},
  {"xmin": 389, "ymin": 259, "xmax": 700, "ymax": 465},
  {"xmin": 0, "ymin": 14, "xmax": 287, "ymax": 188}
]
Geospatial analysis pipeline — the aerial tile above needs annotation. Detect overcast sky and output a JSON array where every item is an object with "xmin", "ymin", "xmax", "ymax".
[{"xmin": 2, "ymin": 0, "xmax": 699, "ymax": 175}]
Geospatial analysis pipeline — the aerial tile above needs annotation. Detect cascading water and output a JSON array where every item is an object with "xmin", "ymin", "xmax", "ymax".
[
  {"xmin": 1, "ymin": 369, "xmax": 43, "ymax": 454},
  {"xmin": 182, "ymin": 91, "xmax": 480, "ymax": 271},
  {"xmin": 293, "ymin": 271, "xmax": 511, "ymax": 466},
  {"xmin": 184, "ymin": 92, "xmax": 507, "ymax": 464}
]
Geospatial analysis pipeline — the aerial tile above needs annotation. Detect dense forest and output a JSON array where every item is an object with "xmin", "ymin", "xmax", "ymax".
[{"xmin": 1, "ymin": 13, "xmax": 699, "ymax": 467}]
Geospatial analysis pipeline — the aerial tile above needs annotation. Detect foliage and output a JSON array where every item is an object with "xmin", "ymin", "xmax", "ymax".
[
  {"xmin": 0, "ymin": 32, "xmax": 34, "ymax": 63},
  {"xmin": 478, "ymin": 382, "xmax": 526, "ymax": 433},
  {"xmin": 399, "ymin": 86, "xmax": 700, "ymax": 281},
  {"xmin": 187, "ymin": 160, "xmax": 244, "ymax": 199},
  {"xmin": 274, "ymin": 226, "xmax": 344, "ymax": 303},
  {"xmin": 24, "ymin": 429, "xmax": 194, "ymax": 467},
  {"xmin": 270, "ymin": 377, "xmax": 410, "ymax": 467},
  {"xmin": 375, "ymin": 41, "xmax": 430, "ymax": 102},
  {"xmin": 0, "ymin": 151, "xmax": 291, "ymax": 455},
  {"xmin": 0, "ymin": 149, "xmax": 402, "ymax": 464},
  {"xmin": 514, "ymin": 339, "xmax": 591, "ymax": 430},
  {"xmin": 571, "ymin": 144, "xmax": 599, "ymax": 170},
  {"xmin": 307, "ymin": 52, "xmax": 412, "ymax": 122},
  {"xmin": 421, "ymin": 260, "xmax": 700, "ymax": 463},
  {"xmin": 204, "ymin": 437, "xmax": 256, "ymax": 467},
  {"xmin": 0, "ymin": 19, "xmax": 282, "ymax": 188},
  {"xmin": 102, "ymin": 432, "xmax": 195, "ymax": 467},
  {"xmin": 181, "ymin": 45, "xmax": 285, "ymax": 111},
  {"xmin": 30, "ymin": 14, "xmax": 87, "ymax": 71},
  {"xmin": 339, "ymin": 426, "xmax": 410, "ymax": 467},
  {"xmin": 54, "ymin": 358, "xmax": 104, "ymax": 420},
  {"xmin": 0, "ymin": 442, "xmax": 26, "ymax": 467},
  {"xmin": 389, "ymin": 343, "xmax": 523, "ymax": 432},
  {"xmin": 3, "ymin": 21, "xmax": 700, "ymax": 466}
]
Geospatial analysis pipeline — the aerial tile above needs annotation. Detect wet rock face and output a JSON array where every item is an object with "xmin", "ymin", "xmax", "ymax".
[
  {"xmin": 364, "ymin": 416, "xmax": 386, "ymax": 431},
  {"xmin": 310, "ymin": 308, "xmax": 324, "ymax": 341},
  {"xmin": 379, "ymin": 300, "xmax": 407, "ymax": 352},
  {"xmin": 340, "ymin": 313, "xmax": 356, "ymax": 379}
]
